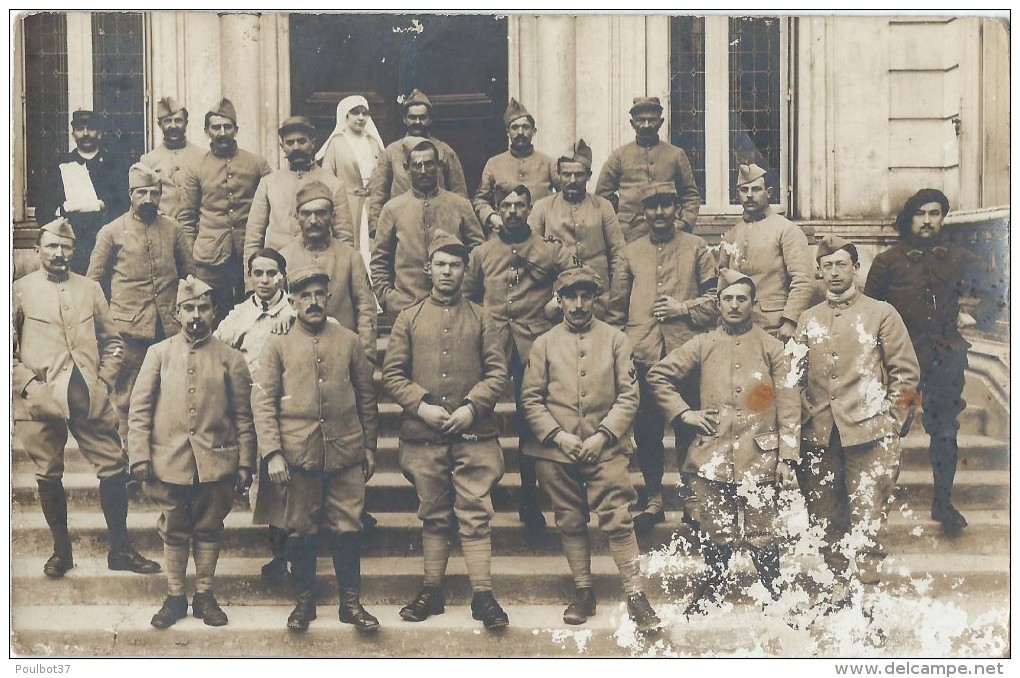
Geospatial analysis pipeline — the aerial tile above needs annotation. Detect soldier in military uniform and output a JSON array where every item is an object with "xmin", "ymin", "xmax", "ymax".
[
  {"xmin": 718, "ymin": 163, "xmax": 815, "ymax": 341},
  {"xmin": 13, "ymin": 218, "xmax": 160, "ymax": 579},
  {"xmin": 464, "ymin": 185, "xmax": 577, "ymax": 536},
  {"xmin": 864, "ymin": 189, "xmax": 999, "ymax": 534},
  {"xmin": 647, "ymin": 268, "xmax": 800, "ymax": 616},
  {"xmin": 384, "ymin": 230, "xmax": 511, "ymax": 631},
  {"xmin": 252, "ymin": 265, "xmax": 380, "ymax": 633},
  {"xmin": 797, "ymin": 235, "xmax": 920, "ymax": 607},
  {"xmin": 86, "ymin": 162, "xmax": 197, "ymax": 436},
  {"xmin": 521, "ymin": 266, "xmax": 660, "ymax": 632},
  {"xmin": 472, "ymin": 99, "xmax": 558, "ymax": 235},
  {"xmin": 619, "ymin": 182, "xmax": 719, "ymax": 534},
  {"xmin": 128, "ymin": 276, "xmax": 256, "ymax": 628},
  {"xmin": 139, "ymin": 96, "xmax": 206, "ymax": 222}
]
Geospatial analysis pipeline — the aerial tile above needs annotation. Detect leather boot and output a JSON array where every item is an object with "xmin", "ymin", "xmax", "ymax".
[
  {"xmin": 399, "ymin": 586, "xmax": 445, "ymax": 622},
  {"xmin": 750, "ymin": 544, "xmax": 783, "ymax": 602},
  {"xmin": 261, "ymin": 526, "xmax": 290, "ymax": 582},
  {"xmin": 930, "ymin": 433, "xmax": 967, "ymax": 532},
  {"xmin": 626, "ymin": 592, "xmax": 661, "ymax": 633},
  {"xmin": 471, "ymin": 591, "xmax": 510, "ymax": 631},
  {"xmin": 685, "ymin": 543, "xmax": 732, "ymax": 617},
  {"xmin": 333, "ymin": 533, "xmax": 379, "ymax": 632},
  {"xmin": 518, "ymin": 451, "xmax": 546, "ymax": 532},
  {"xmin": 287, "ymin": 535, "xmax": 318, "ymax": 631},
  {"xmin": 37, "ymin": 479, "xmax": 74, "ymax": 577},
  {"xmin": 100, "ymin": 472, "xmax": 160, "ymax": 574},
  {"xmin": 562, "ymin": 587, "xmax": 597, "ymax": 625},
  {"xmin": 151, "ymin": 595, "xmax": 189, "ymax": 629}
]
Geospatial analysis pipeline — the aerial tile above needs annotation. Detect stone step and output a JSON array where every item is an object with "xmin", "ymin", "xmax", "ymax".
[
  {"xmin": 11, "ymin": 468, "xmax": 1010, "ymax": 514},
  {"xmin": 11, "ymin": 594, "xmax": 1010, "ymax": 657},
  {"xmin": 10, "ymin": 552, "xmax": 1009, "ymax": 608},
  {"xmin": 11, "ymin": 508, "xmax": 1010, "ymax": 559},
  {"xmin": 9, "ymin": 432, "xmax": 1010, "ymax": 475}
]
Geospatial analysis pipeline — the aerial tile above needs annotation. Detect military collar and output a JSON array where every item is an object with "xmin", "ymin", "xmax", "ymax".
[
  {"xmin": 300, "ymin": 235, "xmax": 333, "ymax": 252},
  {"xmin": 45, "ymin": 271, "xmax": 70, "ymax": 283},
  {"xmin": 428, "ymin": 291, "xmax": 462, "ymax": 307},
  {"xmin": 130, "ymin": 211, "xmax": 158, "ymax": 225},
  {"xmin": 411, "ymin": 185, "xmax": 440, "ymax": 200},
  {"xmin": 825, "ymin": 285, "xmax": 859, "ymax": 309},
  {"xmin": 498, "ymin": 224, "xmax": 532, "ymax": 244},
  {"xmin": 904, "ymin": 243, "xmax": 950, "ymax": 262},
  {"xmin": 294, "ymin": 318, "xmax": 327, "ymax": 336},
  {"xmin": 563, "ymin": 316, "xmax": 595, "ymax": 334},
  {"xmin": 721, "ymin": 318, "xmax": 754, "ymax": 336},
  {"xmin": 163, "ymin": 139, "xmax": 187, "ymax": 151},
  {"xmin": 635, "ymin": 136, "xmax": 661, "ymax": 149},
  {"xmin": 182, "ymin": 330, "xmax": 213, "ymax": 347},
  {"xmin": 287, "ymin": 161, "xmax": 316, "ymax": 174},
  {"xmin": 741, "ymin": 207, "xmax": 770, "ymax": 224},
  {"xmin": 509, "ymin": 146, "xmax": 534, "ymax": 159},
  {"xmin": 648, "ymin": 225, "xmax": 677, "ymax": 245}
]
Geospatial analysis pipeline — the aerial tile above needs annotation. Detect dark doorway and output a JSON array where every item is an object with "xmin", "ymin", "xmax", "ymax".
[{"xmin": 290, "ymin": 13, "xmax": 509, "ymax": 196}]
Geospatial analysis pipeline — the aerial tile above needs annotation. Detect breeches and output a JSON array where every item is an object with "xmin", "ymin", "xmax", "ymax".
[
  {"xmin": 688, "ymin": 474, "xmax": 778, "ymax": 549},
  {"xmin": 399, "ymin": 439, "xmax": 504, "ymax": 539},
  {"xmin": 535, "ymin": 453, "xmax": 637, "ymax": 539},
  {"xmin": 796, "ymin": 427, "xmax": 901, "ymax": 572},
  {"xmin": 19, "ymin": 372, "xmax": 126, "ymax": 482},
  {"xmin": 146, "ymin": 478, "xmax": 235, "ymax": 546},
  {"xmin": 282, "ymin": 466, "xmax": 365, "ymax": 536},
  {"xmin": 634, "ymin": 362, "xmax": 698, "ymax": 491}
]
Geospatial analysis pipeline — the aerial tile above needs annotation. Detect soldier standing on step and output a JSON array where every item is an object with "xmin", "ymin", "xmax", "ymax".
[
  {"xmin": 864, "ymin": 189, "xmax": 999, "ymax": 534},
  {"xmin": 13, "ymin": 218, "xmax": 161, "ymax": 579},
  {"xmin": 252, "ymin": 265, "xmax": 380, "ymax": 633},
  {"xmin": 129, "ymin": 276, "xmax": 256, "ymax": 628},
  {"xmin": 383, "ymin": 229, "xmax": 511, "ymax": 631},
  {"xmin": 520, "ymin": 266, "xmax": 661, "ymax": 632},
  {"xmin": 647, "ymin": 268, "xmax": 800, "ymax": 617},
  {"xmin": 795, "ymin": 236, "xmax": 919, "ymax": 610}
]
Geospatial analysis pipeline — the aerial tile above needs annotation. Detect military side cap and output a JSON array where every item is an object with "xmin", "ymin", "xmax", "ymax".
[
  {"xmin": 427, "ymin": 229, "xmax": 468, "ymax": 260},
  {"xmin": 156, "ymin": 96, "xmax": 185, "ymax": 120},
  {"xmin": 70, "ymin": 109, "xmax": 98, "ymax": 127},
  {"xmin": 288, "ymin": 264, "xmax": 330, "ymax": 292},
  {"xmin": 295, "ymin": 180, "xmax": 334, "ymax": 209},
  {"xmin": 40, "ymin": 217, "xmax": 75, "ymax": 241},
  {"xmin": 208, "ymin": 97, "xmax": 237, "ymax": 123},
  {"xmin": 640, "ymin": 181, "xmax": 678, "ymax": 204},
  {"xmin": 629, "ymin": 96, "xmax": 663, "ymax": 115},
  {"xmin": 278, "ymin": 115, "xmax": 317, "ymax": 137},
  {"xmin": 736, "ymin": 163, "xmax": 767, "ymax": 186},
  {"xmin": 717, "ymin": 267, "xmax": 756, "ymax": 293},
  {"xmin": 815, "ymin": 234, "xmax": 858, "ymax": 261},
  {"xmin": 128, "ymin": 162, "xmax": 160, "ymax": 190},
  {"xmin": 554, "ymin": 265, "xmax": 604, "ymax": 296},
  {"xmin": 559, "ymin": 138, "xmax": 593, "ymax": 170},
  {"xmin": 503, "ymin": 98, "xmax": 532, "ymax": 127},
  {"xmin": 176, "ymin": 275, "xmax": 214, "ymax": 306},
  {"xmin": 403, "ymin": 88, "xmax": 432, "ymax": 112}
]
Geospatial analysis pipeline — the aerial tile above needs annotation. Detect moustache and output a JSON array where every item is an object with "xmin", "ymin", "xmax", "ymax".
[
  {"xmin": 306, "ymin": 305, "xmax": 324, "ymax": 314},
  {"xmin": 137, "ymin": 203, "xmax": 159, "ymax": 220},
  {"xmin": 50, "ymin": 257, "xmax": 66, "ymax": 265},
  {"xmin": 186, "ymin": 320, "xmax": 207, "ymax": 333}
]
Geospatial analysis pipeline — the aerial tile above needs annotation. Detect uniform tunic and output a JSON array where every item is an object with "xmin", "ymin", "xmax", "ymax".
[
  {"xmin": 367, "ymin": 136, "xmax": 468, "ymax": 233},
  {"xmin": 370, "ymin": 187, "xmax": 486, "ymax": 320},
  {"xmin": 717, "ymin": 208, "xmax": 815, "ymax": 333},
  {"xmin": 646, "ymin": 324, "xmax": 801, "ymax": 485},
  {"xmin": 620, "ymin": 226, "xmax": 719, "ymax": 366},
  {"xmin": 464, "ymin": 227, "xmax": 576, "ymax": 364},
  {"xmin": 471, "ymin": 148, "xmax": 558, "ymax": 228},
  {"xmin": 796, "ymin": 289, "xmax": 920, "ymax": 449},
  {"xmin": 139, "ymin": 142, "xmax": 207, "ymax": 221},
  {"xmin": 86, "ymin": 212, "xmax": 196, "ymax": 341},
  {"xmin": 242, "ymin": 165, "xmax": 355, "ymax": 266},
  {"xmin": 529, "ymin": 192, "xmax": 628, "ymax": 324},
  {"xmin": 127, "ymin": 333, "xmax": 256, "ymax": 485},
  {"xmin": 279, "ymin": 238, "xmax": 378, "ymax": 364},
  {"xmin": 594, "ymin": 139, "xmax": 701, "ymax": 243},
  {"xmin": 13, "ymin": 271, "xmax": 126, "ymax": 481},
  {"xmin": 382, "ymin": 294, "xmax": 509, "ymax": 540}
]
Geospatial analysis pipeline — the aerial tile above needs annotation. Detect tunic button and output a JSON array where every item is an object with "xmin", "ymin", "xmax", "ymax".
[
  {"xmin": 444, "ymin": 328, "xmax": 450, "ymax": 333},
  {"xmin": 831, "ymin": 395, "xmax": 837, "ymax": 400},
  {"xmin": 442, "ymin": 373, "xmax": 448, "ymax": 378},
  {"xmin": 831, "ymin": 375, "xmax": 837, "ymax": 379},
  {"xmin": 579, "ymin": 352, "xmax": 585, "ymax": 357},
  {"xmin": 735, "ymin": 387, "xmax": 743, "ymax": 393},
  {"xmin": 63, "ymin": 306, "xmax": 68, "ymax": 310},
  {"xmin": 190, "ymin": 430, "xmax": 195, "ymax": 435},
  {"xmin": 317, "ymin": 358, "xmax": 322, "ymax": 363},
  {"xmin": 443, "ymin": 350, "xmax": 449, "ymax": 355},
  {"xmin": 189, "ymin": 408, "xmax": 196, "ymax": 413},
  {"xmin": 188, "ymin": 369, "xmax": 194, "ymax": 374},
  {"xmin": 319, "ymin": 378, "xmax": 324, "ymax": 383},
  {"xmin": 580, "ymin": 371, "xmax": 586, "ymax": 376},
  {"xmin": 189, "ymin": 388, "xmax": 195, "ymax": 393},
  {"xmin": 581, "ymin": 392, "xmax": 587, "ymax": 397},
  {"xmin": 320, "ymin": 418, "xmax": 325, "ymax": 423},
  {"xmin": 735, "ymin": 364, "xmax": 740, "ymax": 369},
  {"xmin": 834, "ymin": 312, "xmax": 841, "ymax": 317}
]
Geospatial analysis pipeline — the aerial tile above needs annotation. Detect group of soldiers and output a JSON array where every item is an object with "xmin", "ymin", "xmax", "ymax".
[{"xmin": 14, "ymin": 89, "xmax": 998, "ymax": 636}]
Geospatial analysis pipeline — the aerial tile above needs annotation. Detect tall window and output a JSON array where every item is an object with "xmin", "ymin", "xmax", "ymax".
[
  {"xmin": 18, "ymin": 11, "xmax": 145, "ymax": 222},
  {"xmin": 670, "ymin": 16, "xmax": 787, "ymax": 213}
]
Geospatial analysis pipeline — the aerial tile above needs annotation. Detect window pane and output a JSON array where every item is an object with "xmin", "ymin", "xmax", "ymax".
[
  {"xmin": 728, "ymin": 16, "xmax": 781, "ymax": 204},
  {"xmin": 92, "ymin": 12, "xmax": 145, "ymax": 180},
  {"xmin": 23, "ymin": 12, "xmax": 68, "ymax": 216},
  {"xmin": 669, "ymin": 16, "xmax": 706, "ymax": 205}
]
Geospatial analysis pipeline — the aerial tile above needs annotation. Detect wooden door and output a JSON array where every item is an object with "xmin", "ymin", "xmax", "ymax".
[{"xmin": 289, "ymin": 13, "xmax": 508, "ymax": 196}]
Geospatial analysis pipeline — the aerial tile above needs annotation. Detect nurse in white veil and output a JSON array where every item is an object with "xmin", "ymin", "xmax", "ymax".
[{"xmin": 316, "ymin": 95, "xmax": 385, "ymax": 267}]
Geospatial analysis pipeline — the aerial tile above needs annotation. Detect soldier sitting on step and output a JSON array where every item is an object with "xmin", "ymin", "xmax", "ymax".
[
  {"xmin": 520, "ymin": 265, "xmax": 661, "ymax": 632},
  {"xmin": 13, "ymin": 218, "xmax": 161, "ymax": 580},
  {"xmin": 646, "ymin": 268, "xmax": 801, "ymax": 618},
  {"xmin": 128, "ymin": 276, "xmax": 256, "ymax": 628},
  {"xmin": 383, "ymin": 229, "xmax": 512, "ymax": 631}
]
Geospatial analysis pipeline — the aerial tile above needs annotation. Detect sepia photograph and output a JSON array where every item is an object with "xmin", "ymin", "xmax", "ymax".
[{"xmin": 7, "ymin": 9, "xmax": 1011, "ymax": 664}]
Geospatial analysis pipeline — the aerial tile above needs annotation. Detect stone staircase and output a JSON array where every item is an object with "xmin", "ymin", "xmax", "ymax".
[{"xmin": 10, "ymin": 337, "xmax": 1011, "ymax": 658}]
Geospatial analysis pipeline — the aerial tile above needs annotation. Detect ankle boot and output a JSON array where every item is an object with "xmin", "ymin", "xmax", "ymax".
[
  {"xmin": 100, "ymin": 472, "xmax": 160, "ymax": 574},
  {"xmin": 332, "ymin": 532, "xmax": 379, "ymax": 631},
  {"xmin": 37, "ymin": 479, "xmax": 73, "ymax": 577},
  {"xmin": 287, "ymin": 535, "xmax": 318, "ymax": 631}
]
